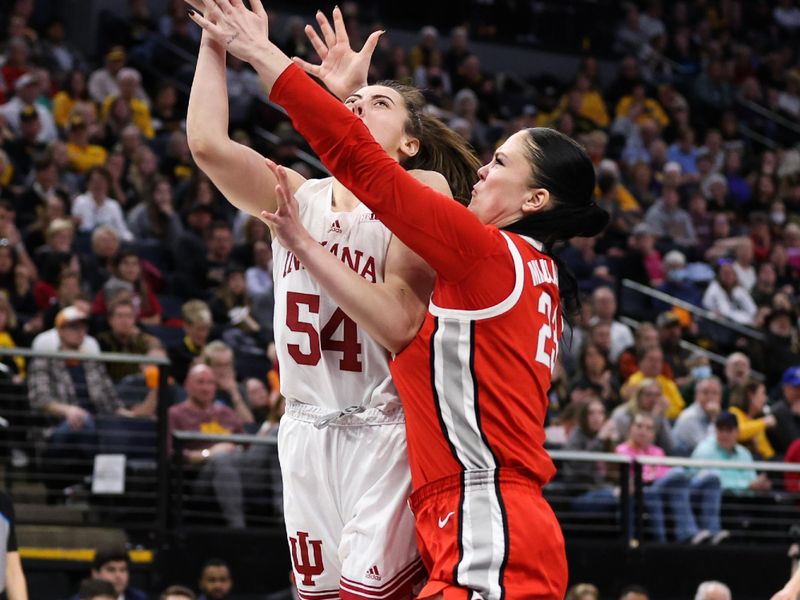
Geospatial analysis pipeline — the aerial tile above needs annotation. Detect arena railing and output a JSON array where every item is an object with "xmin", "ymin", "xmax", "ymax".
[
  {"xmin": 548, "ymin": 450, "xmax": 800, "ymax": 547},
  {"xmin": 618, "ymin": 315, "xmax": 766, "ymax": 382},
  {"xmin": 0, "ymin": 347, "xmax": 173, "ymax": 549},
  {"xmin": 620, "ymin": 278, "xmax": 767, "ymax": 343},
  {"xmin": 735, "ymin": 94, "xmax": 800, "ymax": 144}
]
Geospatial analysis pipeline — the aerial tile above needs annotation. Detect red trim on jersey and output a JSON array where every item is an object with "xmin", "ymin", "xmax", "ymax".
[
  {"xmin": 296, "ymin": 589, "xmax": 340, "ymax": 600},
  {"xmin": 339, "ymin": 561, "xmax": 424, "ymax": 599},
  {"xmin": 340, "ymin": 558, "xmax": 424, "ymax": 591}
]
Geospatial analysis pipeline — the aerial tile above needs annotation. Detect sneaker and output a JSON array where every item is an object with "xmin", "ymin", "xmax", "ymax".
[
  {"xmin": 711, "ymin": 530, "xmax": 731, "ymax": 545},
  {"xmin": 690, "ymin": 529, "xmax": 712, "ymax": 545}
]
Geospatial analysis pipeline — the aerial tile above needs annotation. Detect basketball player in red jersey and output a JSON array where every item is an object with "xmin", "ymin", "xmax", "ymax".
[
  {"xmin": 185, "ymin": 2, "xmax": 478, "ymax": 599},
  {"xmin": 189, "ymin": 3, "xmax": 608, "ymax": 598}
]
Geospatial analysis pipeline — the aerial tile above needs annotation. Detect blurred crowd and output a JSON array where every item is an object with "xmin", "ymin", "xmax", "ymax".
[{"xmin": 0, "ymin": 0, "xmax": 797, "ymax": 550}]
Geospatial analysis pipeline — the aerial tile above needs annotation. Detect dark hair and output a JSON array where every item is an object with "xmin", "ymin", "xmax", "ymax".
[
  {"xmin": 375, "ymin": 80, "xmax": 481, "ymax": 205},
  {"xmin": 577, "ymin": 398, "xmax": 605, "ymax": 436},
  {"xmin": 729, "ymin": 380, "xmax": 763, "ymax": 413},
  {"xmin": 201, "ymin": 557, "xmax": 230, "ymax": 574},
  {"xmin": 502, "ymin": 128, "xmax": 609, "ymax": 321},
  {"xmin": 620, "ymin": 584, "xmax": 650, "ymax": 599},
  {"xmin": 79, "ymin": 579, "xmax": 117, "ymax": 600},
  {"xmin": 86, "ymin": 166, "xmax": 112, "ymax": 188},
  {"xmin": 92, "ymin": 547, "xmax": 129, "ymax": 570},
  {"xmin": 145, "ymin": 176, "xmax": 174, "ymax": 240},
  {"xmin": 160, "ymin": 585, "xmax": 196, "ymax": 600},
  {"xmin": 579, "ymin": 342, "xmax": 609, "ymax": 376}
]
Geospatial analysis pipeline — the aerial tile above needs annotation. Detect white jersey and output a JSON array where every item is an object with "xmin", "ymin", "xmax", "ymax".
[{"xmin": 272, "ymin": 178, "xmax": 400, "ymax": 411}]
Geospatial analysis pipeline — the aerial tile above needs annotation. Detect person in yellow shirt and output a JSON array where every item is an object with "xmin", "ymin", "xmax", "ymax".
[
  {"xmin": 728, "ymin": 380, "xmax": 776, "ymax": 460},
  {"xmin": 557, "ymin": 73, "xmax": 610, "ymax": 129},
  {"xmin": 100, "ymin": 68, "xmax": 154, "ymax": 139},
  {"xmin": 0, "ymin": 294, "xmax": 24, "ymax": 379},
  {"xmin": 624, "ymin": 345, "xmax": 685, "ymax": 420},
  {"xmin": 65, "ymin": 115, "xmax": 107, "ymax": 173},
  {"xmin": 616, "ymin": 82, "xmax": 670, "ymax": 129},
  {"xmin": 52, "ymin": 69, "xmax": 96, "ymax": 130}
]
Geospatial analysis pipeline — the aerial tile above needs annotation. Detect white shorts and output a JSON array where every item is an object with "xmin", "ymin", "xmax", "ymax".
[{"xmin": 278, "ymin": 401, "xmax": 425, "ymax": 600}]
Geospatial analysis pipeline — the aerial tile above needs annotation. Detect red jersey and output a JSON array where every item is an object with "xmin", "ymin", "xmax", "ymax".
[{"xmin": 272, "ymin": 65, "xmax": 560, "ymax": 490}]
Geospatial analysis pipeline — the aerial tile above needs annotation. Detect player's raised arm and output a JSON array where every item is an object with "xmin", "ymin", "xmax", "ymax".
[{"xmin": 186, "ymin": 2, "xmax": 304, "ymax": 218}]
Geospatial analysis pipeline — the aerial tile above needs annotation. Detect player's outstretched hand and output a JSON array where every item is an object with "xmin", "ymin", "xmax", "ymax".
[
  {"xmin": 186, "ymin": 0, "xmax": 271, "ymax": 65},
  {"xmin": 293, "ymin": 6, "xmax": 383, "ymax": 101},
  {"xmin": 261, "ymin": 159, "xmax": 313, "ymax": 253}
]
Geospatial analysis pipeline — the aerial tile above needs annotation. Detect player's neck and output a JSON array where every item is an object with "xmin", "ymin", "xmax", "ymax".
[{"xmin": 331, "ymin": 178, "xmax": 361, "ymax": 213}]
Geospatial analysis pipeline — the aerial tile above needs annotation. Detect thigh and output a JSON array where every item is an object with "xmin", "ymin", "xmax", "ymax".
[
  {"xmin": 414, "ymin": 475, "xmax": 567, "ymax": 600},
  {"xmin": 278, "ymin": 417, "xmax": 343, "ymax": 595},
  {"xmin": 339, "ymin": 423, "xmax": 423, "ymax": 599}
]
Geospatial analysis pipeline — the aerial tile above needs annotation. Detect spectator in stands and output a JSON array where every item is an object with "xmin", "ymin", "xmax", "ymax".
[
  {"xmin": 566, "ymin": 583, "xmax": 599, "ymax": 600},
  {"xmin": 619, "ymin": 586, "xmax": 650, "ymax": 600},
  {"xmin": 28, "ymin": 306, "xmax": 146, "ymax": 495},
  {"xmin": 623, "ymin": 345, "xmax": 685, "ymax": 420},
  {"xmin": 615, "ymin": 82, "xmax": 669, "ymax": 130},
  {"xmin": 200, "ymin": 340, "xmax": 253, "ymax": 424},
  {"xmin": 91, "ymin": 249, "xmax": 162, "ymax": 325},
  {"xmin": 655, "ymin": 311, "xmax": 691, "ymax": 384},
  {"xmin": 71, "ymin": 166, "xmax": 133, "ymax": 241},
  {"xmin": 97, "ymin": 297, "xmax": 161, "ymax": 382},
  {"xmin": 100, "ymin": 68, "xmax": 154, "ymax": 139},
  {"xmin": 115, "ymin": 346, "xmax": 170, "ymax": 411},
  {"xmin": 32, "ymin": 301, "xmax": 100, "ymax": 353},
  {"xmin": 751, "ymin": 261, "xmax": 779, "ymax": 307},
  {"xmin": 209, "ymin": 265, "xmax": 261, "ymax": 337},
  {"xmin": 78, "ymin": 579, "xmax": 116, "ymax": 600},
  {"xmin": 0, "ymin": 490, "xmax": 27, "ymax": 600},
  {"xmin": 0, "ymin": 293, "xmax": 25, "ymax": 381},
  {"xmin": 565, "ymin": 399, "xmax": 620, "ymax": 514},
  {"xmin": 244, "ymin": 239, "xmax": 272, "ymax": 299},
  {"xmin": 610, "ymin": 378, "xmax": 673, "ymax": 452},
  {"xmin": 52, "ymin": 69, "xmax": 94, "ymax": 130},
  {"xmin": 644, "ymin": 186, "xmax": 697, "ymax": 250},
  {"xmin": 732, "ymin": 238, "xmax": 757, "ymax": 292},
  {"xmin": 756, "ymin": 308, "xmax": 800, "ymax": 386},
  {"xmin": 0, "ymin": 72, "xmax": 57, "ymax": 143},
  {"xmin": 590, "ymin": 286, "xmax": 634, "ymax": 362},
  {"xmin": 5, "ymin": 106, "xmax": 47, "ymax": 180},
  {"xmin": 724, "ymin": 352, "xmax": 752, "ymax": 394},
  {"xmin": 616, "ymin": 412, "xmax": 723, "ymax": 544},
  {"xmin": 702, "ymin": 260, "xmax": 758, "ymax": 325},
  {"xmin": 621, "ymin": 223, "xmax": 665, "ymax": 292},
  {"xmin": 168, "ymin": 365, "xmax": 247, "ymax": 527},
  {"xmin": 83, "ymin": 225, "xmax": 120, "ymax": 294},
  {"xmin": 78, "ymin": 548, "xmax": 148, "ymax": 600},
  {"xmin": 572, "ymin": 342, "xmax": 619, "ymax": 410},
  {"xmin": 160, "ymin": 586, "xmax": 195, "ymax": 600},
  {"xmin": 728, "ymin": 380, "xmax": 776, "ymax": 460},
  {"xmin": 694, "ymin": 581, "xmax": 732, "ymax": 600},
  {"xmin": 692, "ymin": 411, "xmax": 772, "ymax": 492},
  {"xmin": 618, "ymin": 322, "xmax": 670, "ymax": 381},
  {"xmin": 88, "ymin": 47, "xmax": 134, "ymax": 105},
  {"xmin": 64, "ymin": 114, "xmax": 108, "ymax": 174},
  {"xmin": 667, "ymin": 129, "xmax": 700, "ymax": 179},
  {"xmin": 657, "ymin": 250, "xmax": 702, "ymax": 308},
  {"xmin": 15, "ymin": 157, "xmax": 58, "ymax": 230},
  {"xmin": 168, "ymin": 299, "xmax": 212, "ymax": 384},
  {"xmin": 672, "ymin": 377, "xmax": 722, "ymax": 456},
  {"xmin": 197, "ymin": 559, "xmax": 232, "ymax": 600},
  {"xmin": 174, "ymin": 217, "xmax": 226, "ymax": 300},
  {"xmin": 126, "ymin": 176, "xmax": 184, "ymax": 246},
  {"xmin": 767, "ymin": 367, "xmax": 800, "ymax": 458}
]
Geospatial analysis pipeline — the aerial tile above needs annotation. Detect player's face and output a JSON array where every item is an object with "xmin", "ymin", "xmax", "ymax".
[
  {"xmin": 345, "ymin": 85, "xmax": 419, "ymax": 162},
  {"xmin": 470, "ymin": 130, "xmax": 542, "ymax": 226}
]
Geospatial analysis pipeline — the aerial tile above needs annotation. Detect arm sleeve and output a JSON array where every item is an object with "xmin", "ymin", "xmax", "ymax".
[{"xmin": 270, "ymin": 64, "xmax": 499, "ymax": 282}]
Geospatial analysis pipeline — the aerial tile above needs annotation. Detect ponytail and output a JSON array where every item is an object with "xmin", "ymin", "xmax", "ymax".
[
  {"xmin": 503, "ymin": 127, "xmax": 610, "ymax": 322},
  {"xmin": 376, "ymin": 80, "xmax": 481, "ymax": 205}
]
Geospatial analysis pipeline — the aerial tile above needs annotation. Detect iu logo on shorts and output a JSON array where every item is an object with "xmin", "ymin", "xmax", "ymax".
[{"xmin": 289, "ymin": 531, "xmax": 324, "ymax": 586}]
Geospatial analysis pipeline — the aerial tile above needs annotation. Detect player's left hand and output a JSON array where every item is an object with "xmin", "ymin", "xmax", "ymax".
[{"xmin": 261, "ymin": 159, "xmax": 314, "ymax": 254}]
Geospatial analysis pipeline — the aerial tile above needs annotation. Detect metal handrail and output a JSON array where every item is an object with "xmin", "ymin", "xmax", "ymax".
[
  {"xmin": 549, "ymin": 449, "xmax": 631, "ymax": 464},
  {"xmin": 621, "ymin": 279, "xmax": 766, "ymax": 342},
  {"xmin": 617, "ymin": 315, "xmax": 766, "ymax": 382},
  {"xmin": 735, "ymin": 94, "xmax": 800, "ymax": 136},
  {"xmin": 0, "ymin": 347, "xmax": 170, "ymax": 365},
  {"xmin": 738, "ymin": 123, "xmax": 780, "ymax": 150},
  {"xmin": 172, "ymin": 431, "xmax": 274, "ymax": 446}
]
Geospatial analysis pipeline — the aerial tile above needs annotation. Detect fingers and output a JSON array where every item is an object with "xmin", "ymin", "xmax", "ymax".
[
  {"xmin": 247, "ymin": 0, "xmax": 267, "ymax": 17},
  {"xmin": 361, "ymin": 29, "xmax": 384, "ymax": 57},
  {"xmin": 316, "ymin": 10, "xmax": 336, "ymax": 49},
  {"xmin": 209, "ymin": 0, "xmax": 233, "ymax": 14},
  {"xmin": 331, "ymin": 6, "xmax": 349, "ymax": 46},
  {"xmin": 305, "ymin": 24, "xmax": 328, "ymax": 60},
  {"xmin": 184, "ymin": 0, "xmax": 206, "ymax": 13},
  {"xmin": 187, "ymin": 9, "xmax": 227, "ymax": 38},
  {"xmin": 292, "ymin": 56, "xmax": 321, "ymax": 77}
]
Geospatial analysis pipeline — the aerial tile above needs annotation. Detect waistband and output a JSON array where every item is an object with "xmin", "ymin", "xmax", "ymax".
[
  {"xmin": 284, "ymin": 399, "xmax": 406, "ymax": 427},
  {"xmin": 409, "ymin": 468, "xmax": 540, "ymax": 510}
]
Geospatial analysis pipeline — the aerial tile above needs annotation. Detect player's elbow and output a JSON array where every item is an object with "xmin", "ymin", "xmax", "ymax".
[
  {"xmin": 383, "ymin": 323, "xmax": 419, "ymax": 355},
  {"xmin": 187, "ymin": 132, "xmax": 217, "ymax": 165}
]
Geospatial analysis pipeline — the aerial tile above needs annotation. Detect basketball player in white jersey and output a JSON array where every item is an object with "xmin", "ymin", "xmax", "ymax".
[{"xmin": 185, "ymin": 4, "xmax": 478, "ymax": 598}]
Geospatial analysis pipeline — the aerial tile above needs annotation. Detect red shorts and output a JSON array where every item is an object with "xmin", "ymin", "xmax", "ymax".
[{"xmin": 409, "ymin": 469, "xmax": 567, "ymax": 600}]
